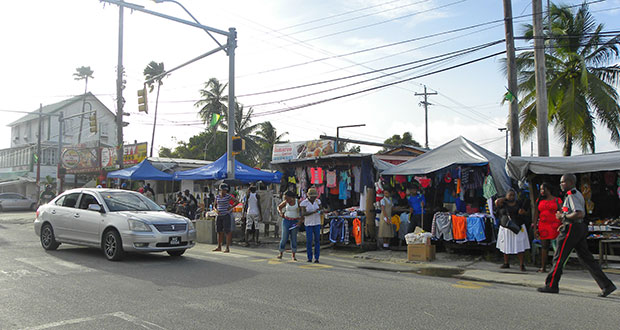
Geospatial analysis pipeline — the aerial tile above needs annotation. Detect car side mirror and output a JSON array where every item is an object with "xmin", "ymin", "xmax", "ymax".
[
  {"xmin": 88, "ymin": 204, "xmax": 104, "ymax": 213},
  {"xmin": 159, "ymin": 204, "xmax": 166, "ymax": 211}
]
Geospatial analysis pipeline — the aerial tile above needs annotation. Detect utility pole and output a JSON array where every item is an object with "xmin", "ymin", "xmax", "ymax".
[
  {"xmin": 498, "ymin": 127, "xmax": 508, "ymax": 159},
  {"xmin": 502, "ymin": 0, "xmax": 521, "ymax": 156},
  {"xmin": 36, "ymin": 104, "xmax": 42, "ymax": 201},
  {"xmin": 227, "ymin": 27, "xmax": 237, "ymax": 179},
  {"xmin": 533, "ymin": 0, "xmax": 549, "ymax": 157},
  {"xmin": 57, "ymin": 112, "xmax": 64, "ymax": 193},
  {"xmin": 116, "ymin": 0, "xmax": 125, "ymax": 170},
  {"xmin": 415, "ymin": 85, "xmax": 437, "ymax": 149}
]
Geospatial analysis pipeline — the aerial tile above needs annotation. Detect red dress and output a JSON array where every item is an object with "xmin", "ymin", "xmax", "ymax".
[{"xmin": 537, "ymin": 198, "xmax": 562, "ymax": 240}]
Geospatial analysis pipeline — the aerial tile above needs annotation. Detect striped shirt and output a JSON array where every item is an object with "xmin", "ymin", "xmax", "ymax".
[{"xmin": 216, "ymin": 194, "xmax": 233, "ymax": 215}]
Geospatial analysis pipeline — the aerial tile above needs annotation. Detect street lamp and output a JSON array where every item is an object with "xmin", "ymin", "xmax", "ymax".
[
  {"xmin": 336, "ymin": 124, "xmax": 365, "ymax": 153},
  {"xmin": 498, "ymin": 127, "xmax": 508, "ymax": 159}
]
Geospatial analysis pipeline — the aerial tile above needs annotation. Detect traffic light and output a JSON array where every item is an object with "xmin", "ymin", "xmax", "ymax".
[
  {"xmin": 232, "ymin": 136, "xmax": 245, "ymax": 155},
  {"xmin": 89, "ymin": 113, "xmax": 98, "ymax": 133},
  {"xmin": 138, "ymin": 87, "xmax": 148, "ymax": 113}
]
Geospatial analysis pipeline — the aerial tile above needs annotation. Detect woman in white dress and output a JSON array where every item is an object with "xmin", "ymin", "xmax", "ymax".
[{"xmin": 495, "ymin": 189, "xmax": 530, "ymax": 271}]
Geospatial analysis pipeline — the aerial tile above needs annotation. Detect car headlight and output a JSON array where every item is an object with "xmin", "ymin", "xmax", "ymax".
[
  {"xmin": 187, "ymin": 220, "xmax": 195, "ymax": 231},
  {"xmin": 128, "ymin": 219, "xmax": 152, "ymax": 232}
]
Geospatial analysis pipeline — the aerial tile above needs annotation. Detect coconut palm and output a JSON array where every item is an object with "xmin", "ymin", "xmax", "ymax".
[
  {"xmin": 73, "ymin": 66, "xmax": 94, "ymax": 144},
  {"xmin": 514, "ymin": 2, "xmax": 620, "ymax": 155},
  {"xmin": 256, "ymin": 121, "xmax": 288, "ymax": 167},
  {"xmin": 195, "ymin": 78, "xmax": 228, "ymax": 130},
  {"xmin": 144, "ymin": 61, "xmax": 167, "ymax": 157}
]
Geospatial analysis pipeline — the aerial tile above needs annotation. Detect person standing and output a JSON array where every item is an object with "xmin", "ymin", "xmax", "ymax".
[
  {"xmin": 378, "ymin": 189, "xmax": 394, "ymax": 249},
  {"xmin": 277, "ymin": 191, "xmax": 302, "ymax": 261},
  {"xmin": 495, "ymin": 189, "xmax": 530, "ymax": 271},
  {"xmin": 214, "ymin": 183, "xmax": 238, "ymax": 253},
  {"xmin": 242, "ymin": 185, "xmax": 262, "ymax": 247},
  {"xmin": 534, "ymin": 182, "xmax": 562, "ymax": 272},
  {"xmin": 300, "ymin": 188, "xmax": 322, "ymax": 263},
  {"xmin": 538, "ymin": 174, "xmax": 616, "ymax": 297},
  {"xmin": 184, "ymin": 189, "xmax": 198, "ymax": 220},
  {"xmin": 39, "ymin": 184, "xmax": 56, "ymax": 206},
  {"xmin": 407, "ymin": 184, "xmax": 425, "ymax": 232}
]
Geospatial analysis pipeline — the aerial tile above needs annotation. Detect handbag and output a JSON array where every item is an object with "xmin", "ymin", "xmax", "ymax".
[{"xmin": 500, "ymin": 214, "xmax": 521, "ymax": 234}]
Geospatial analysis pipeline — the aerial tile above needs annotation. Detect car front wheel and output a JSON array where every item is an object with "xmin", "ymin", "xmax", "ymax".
[
  {"xmin": 103, "ymin": 230, "xmax": 124, "ymax": 261},
  {"xmin": 40, "ymin": 224, "xmax": 60, "ymax": 250},
  {"xmin": 167, "ymin": 249, "xmax": 186, "ymax": 257}
]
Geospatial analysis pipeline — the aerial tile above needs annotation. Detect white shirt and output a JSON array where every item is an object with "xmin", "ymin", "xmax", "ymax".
[
  {"xmin": 300, "ymin": 198, "xmax": 321, "ymax": 226},
  {"xmin": 246, "ymin": 192, "xmax": 259, "ymax": 215}
]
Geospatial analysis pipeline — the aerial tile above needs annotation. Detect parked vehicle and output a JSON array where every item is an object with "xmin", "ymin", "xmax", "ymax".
[
  {"xmin": 34, "ymin": 188, "xmax": 196, "ymax": 261},
  {"xmin": 0, "ymin": 193, "xmax": 36, "ymax": 212}
]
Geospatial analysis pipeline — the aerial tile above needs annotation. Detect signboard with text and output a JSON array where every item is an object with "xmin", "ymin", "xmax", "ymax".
[
  {"xmin": 61, "ymin": 147, "xmax": 99, "ymax": 174},
  {"xmin": 63, "ymin": 142, "xmax": 148, "ymax": 173},
  {"xmin": 272, "ymin": 140, "xmax": 335, "ymax": 162}
]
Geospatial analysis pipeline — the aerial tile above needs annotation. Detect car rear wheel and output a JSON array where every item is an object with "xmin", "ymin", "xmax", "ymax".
[
  {"xmin": 167, "ymin": 249, "xmax": 186, "ymax": 257},
  {"xmin": 103, "ymin": 230, "xmax": 124, "ymax": 261},
  {"xmin": 40, "ymin": 224, "xmax": 60, "ymax": 250}
]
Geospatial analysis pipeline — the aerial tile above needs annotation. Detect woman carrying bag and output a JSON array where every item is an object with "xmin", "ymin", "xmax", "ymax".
[{"xmin": 495, "ymin": 189, "xmax": 530, "ymax": 271}]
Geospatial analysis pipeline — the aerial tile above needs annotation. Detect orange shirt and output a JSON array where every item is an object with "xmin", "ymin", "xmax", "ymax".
[{"xmin": 451, "ymin": 215, "xmax": 467, "ymax": 240}]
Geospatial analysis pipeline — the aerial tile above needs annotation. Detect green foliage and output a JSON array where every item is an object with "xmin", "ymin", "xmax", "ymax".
[
  {"xmin": 380, "ymin": 132, "xmax": 422, "ymax": 152},
  {"xmin": 73, "ymin": 66, "xmax": 94, "ymax": 81},
  {"xmin": 144, "ymin": 61, "xmax": 165, "ymax": 92},
  {"xmin": 514, "ymin": 2, "xmax": 620, "ymax": 155}
]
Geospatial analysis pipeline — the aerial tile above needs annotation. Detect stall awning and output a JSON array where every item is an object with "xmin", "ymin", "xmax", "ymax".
[
  {"xmin": 382, "ymin": 136, "xmax": 511, "ymax": 195},
  {"xmin": 107, "ymin": 159, "xmax": 174, "ymax": 181},
  {"xmin": 507, "ymin": 151, "xmax": 620, "ymax": 181},
  {"xmin": 173, "ymin": 153, "xmax": 282, "ymax": 184}
]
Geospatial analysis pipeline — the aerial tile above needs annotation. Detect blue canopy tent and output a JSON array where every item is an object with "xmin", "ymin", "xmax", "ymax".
[
  {"xmin": 173, "ymin": 154, "xmax": 282, "ymax": 184},
  {"xmin": 107, "ymin": 159, "xmax": 175, "ymax": 181}
]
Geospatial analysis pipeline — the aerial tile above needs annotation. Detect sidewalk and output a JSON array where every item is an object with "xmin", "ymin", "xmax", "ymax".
[{"xmin": 221, "ymin": 233, "xmax": 620, "ymax": 296}]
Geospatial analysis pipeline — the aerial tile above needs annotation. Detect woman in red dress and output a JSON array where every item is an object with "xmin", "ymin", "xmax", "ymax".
[{"xmin": 534, "ymin": 182, "xmax": 562, "ymax": 272}]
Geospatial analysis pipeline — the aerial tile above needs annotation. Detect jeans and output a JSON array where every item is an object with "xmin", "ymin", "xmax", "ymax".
[
  {"xmin": 279, "ymin": 219, "xmax": 298, "ymax": 253},
  {"xmin": 305, "ymin": 225, "xmax": 321, "ymax": 261}
]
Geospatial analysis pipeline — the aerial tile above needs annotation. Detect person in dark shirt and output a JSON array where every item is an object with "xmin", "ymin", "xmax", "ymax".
[
  {"xmin": 407, "ymin": 184, "xmax": 425, "ymax": 232},
  {"xmin": 184, "ymin": 189, "xmax": 198, "ymax": 220},
  {"xmin": 39, "ymin": 184, "xmax": 56, "ymax": 205}
]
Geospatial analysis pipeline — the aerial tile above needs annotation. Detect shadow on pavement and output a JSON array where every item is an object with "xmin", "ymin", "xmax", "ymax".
[{"xmin": 46, "ymin": 246, "xmax": 259, "ymax": 289}]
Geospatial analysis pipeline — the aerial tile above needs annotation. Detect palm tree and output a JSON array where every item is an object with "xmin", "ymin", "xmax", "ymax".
[
  {"xmin": 195, "ymin": 78, "xmax": 228, "ymax": 130},
  {"xmin": 144, "ymin": 61, "xmax": 166, "ymax": 157},
  {"xmin": 514, "ymin": 2, "xmax": 620, "ymax": 155},
  {"xmin": 73, "ymin": 66, "xmax": 94, "ymax": 144},
  {"xmin": 256, "ymin": 121, "xmax": 288, "ymax": 167}
]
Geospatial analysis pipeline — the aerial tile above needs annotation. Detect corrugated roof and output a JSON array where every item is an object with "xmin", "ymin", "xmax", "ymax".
[{"xmin": 7, "ymin": 93, "xmax": 113, "ymax": 126}]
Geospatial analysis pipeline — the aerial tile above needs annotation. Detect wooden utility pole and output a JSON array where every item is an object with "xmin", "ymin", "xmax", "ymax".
[
  {"xmin": 116, "ymin": 1, "xmax": 125, "ymax": 170},
  {"xmin": 533, "ymin": 0, "xmax": 549, "ymax": 156},
  {"xmin": 415, "ymin": 85, "xmax": 437, "ymax": 149},
  {"xmin": 503, "ymin": 0, "xmax": 521, "ymax": 156}
]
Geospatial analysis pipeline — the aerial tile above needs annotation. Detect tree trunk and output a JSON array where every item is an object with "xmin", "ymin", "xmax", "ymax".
[{"xmin": 563, "ymin": 133, "xmax": 573, "ymax": 156}]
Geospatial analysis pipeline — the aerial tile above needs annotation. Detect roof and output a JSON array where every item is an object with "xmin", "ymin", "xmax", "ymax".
[
  {"xmin": 174, "ymin": 153, "xmax": 282, "ymax": 183},
  {"xmin": 8, "ymin": 93, "xmax": 114, "ymax": 126},
  {"xmin": 506, "ymin": 151, "xmax": 620, "ymax": 181},
  {"xmin": 270, "ymin": 152, "xmax": 372, "ymax": 165},
  {"xmin": 379, "ymin": 145, "xmax": 428, "ymax": 156},
  {"xmin": 382, "ymin": 136, "xmax": 511, "ymax": 195},
  {"xmin": 107, "ymin": 159, "xmax": 175, "ymax": 181}
]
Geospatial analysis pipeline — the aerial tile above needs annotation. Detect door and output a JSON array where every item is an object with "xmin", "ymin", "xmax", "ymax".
[
  {"xmin": 52, "ymin": 192, "xmax": 81, "ymax": 240},
  {"xmin": 15, "ymin": 194, "xmax": 32, "ymax": 209},
  {"xmin": 73, "ymin": 193, "xmax": 103, "ymax": 244}
]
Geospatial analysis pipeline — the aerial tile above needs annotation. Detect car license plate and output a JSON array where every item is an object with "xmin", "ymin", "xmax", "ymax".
[{"xmin": 169, "ymin": 236, "xmax": 181, "ymax": 245}]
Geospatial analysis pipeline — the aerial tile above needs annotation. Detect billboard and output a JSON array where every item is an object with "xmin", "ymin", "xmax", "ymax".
[
  {"xmin": 123, "ymin": 142, "xmax": 148, "ymax": 165},
  {"xmin": 272, "ymin": 140, "xmax": 335, "ymax": 162},
  {"xmin": 61, "ymin": 148, "xmax": 99, "ymax": 174}
]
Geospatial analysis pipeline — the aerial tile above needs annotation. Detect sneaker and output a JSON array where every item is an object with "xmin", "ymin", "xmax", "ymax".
[
  {"xmin": 307, "ymin": 259, "xmax": 312, "ymax": 263},
  {"xmin": 537, "ymin": 286, "xmax": 559, "ymax": 294},
  {"xmin": 314, "ymin": 260, "xmax": 320, "ymax": 264},
  {"xmin": 599, "ymin": 284, "xmax": 617, "ymax": 298},
  {"xmin": 500, "ymin": 264, "xmax": 510, "ymax": 269}
]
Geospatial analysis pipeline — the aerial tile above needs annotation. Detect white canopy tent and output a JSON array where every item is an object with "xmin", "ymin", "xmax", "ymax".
[
  {"xmin": 382, "ymin": 136, "xmax": 511, "ymax": 195},
  {"xmin": 507, "ymin": 151, "xmax": 620, "ymax": 181}
]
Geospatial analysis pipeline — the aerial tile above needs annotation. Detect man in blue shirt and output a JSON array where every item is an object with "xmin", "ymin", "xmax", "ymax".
[{"xmin": 407, "ymin": 184, "xmax": 425, "ymax": 232}]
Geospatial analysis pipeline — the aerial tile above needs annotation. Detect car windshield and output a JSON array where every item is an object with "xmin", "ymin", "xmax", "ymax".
[{"xmin": 102, "ymin": 191, "xmax": 163, "ymax": 212}]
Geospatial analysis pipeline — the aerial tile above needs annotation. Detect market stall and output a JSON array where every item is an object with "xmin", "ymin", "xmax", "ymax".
[
  {"xmin": 381, "ymin": 136, "xmax": 511, "ymax": 250},
  {"xmin": 507, "ymin": 152, "xmax": 620, "ymax": 264}
]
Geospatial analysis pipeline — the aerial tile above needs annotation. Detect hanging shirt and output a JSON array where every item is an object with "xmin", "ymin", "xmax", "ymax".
[
  {"xmin": 310, "ymin": 167, "xmax": 324, "ymax": 184},
  {"xmin": 482, "ymin": 175, "xmax": 498, "ymax": 199},
  {"xmin": 326, "ymin": 170, "xmax": 337, "ymax": 188},
  {"xmin": 352, "ymin": 166, "xmax": 362, "ymax": 193}
]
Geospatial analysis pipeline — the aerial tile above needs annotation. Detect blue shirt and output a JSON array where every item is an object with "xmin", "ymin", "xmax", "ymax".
[{"xmin": 407, "ymin": 194, "xmax": 425, "ymax": 215}]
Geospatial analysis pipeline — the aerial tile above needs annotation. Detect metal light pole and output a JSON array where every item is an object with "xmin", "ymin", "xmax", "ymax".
[
  {"xmin": 36, "ymin": 104, "xmax": 42, "ymax": 201},
  {"xmin": 498, "ymin": 127, "xmax": 508, "ymax": 159},
  {"xmin": 336, "ymin": 124, "xmax": 365, "ymax": 153},
  {"xmin": 116, "ymin": 0, "xmax": 125, "ymax": 170},
  {"xmin": 57, "ymin": 112, "xmax": 64, "ymax": 193},
  {"xmin": 227, "ymin": 27, "xmax": 237, "ymax": 179}
]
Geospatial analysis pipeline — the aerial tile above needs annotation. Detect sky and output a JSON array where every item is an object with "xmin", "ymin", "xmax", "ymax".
[{"xmin": 1, "ymin": 0, "xmax": 619, "ymax": 159}]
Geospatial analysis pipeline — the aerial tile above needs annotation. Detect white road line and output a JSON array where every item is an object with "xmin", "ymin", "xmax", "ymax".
[
  {"xmin": 20, "ymin": 312, "xmax": 167, "ymax": 330},
  {"xmin": 20, "ymin": 314, "xmax": 108, "ymax": 330},
  {"xmin": 111, "ymin": 312, "xmax": 167, "ymax": 330},
  {"xmin": 15, "ymin": 257, "xmax": 95, "ymax": 275}
]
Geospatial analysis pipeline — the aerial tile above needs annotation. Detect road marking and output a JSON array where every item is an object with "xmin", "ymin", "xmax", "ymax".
[
  {"xmin": 298, "ymin": 264, "xmax": 333, "ymax": 270},
  {"xmin": 0, "ymin": 269, "xmax": 49, "ymax": 281},
  {"xmin": 268, "ymin": 258, "xmax": 283, "ymax": 264},
  {"xmin": 21, "ymin": 312, "xmax": 167, "ymax": 330},
  {"xmin": 452, "ymin": 280, "xmax": 492, "ymax": 289},
  {"xmin": 15, "ymin": 257, "xmax": 95, "ymax": 275}
]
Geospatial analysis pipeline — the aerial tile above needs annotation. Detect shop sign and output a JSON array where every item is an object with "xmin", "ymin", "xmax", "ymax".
[
  {"xmin": 61, "ymin": 148, "xmax": 99, "ymax": 174},
  {"xmin": 100, "ymin": 147, "xmax": 116, "ymax": 170},
  {"xmin": 123, "ymin": 142, "xmax": 147, "ymax": 165},
  {"xmin": 272, "ymin": 140, "xmax": 335, "ymax": 161}
]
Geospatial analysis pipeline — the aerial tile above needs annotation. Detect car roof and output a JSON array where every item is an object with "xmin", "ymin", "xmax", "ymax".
[{"xmin": 60, "ymin": 188, "xmax": 140, "ymax": 195}]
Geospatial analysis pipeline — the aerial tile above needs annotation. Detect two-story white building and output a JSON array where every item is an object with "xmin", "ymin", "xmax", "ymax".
[{"xmin": 0, "ymin": 93, "xmax": 118, "ymax": 199}]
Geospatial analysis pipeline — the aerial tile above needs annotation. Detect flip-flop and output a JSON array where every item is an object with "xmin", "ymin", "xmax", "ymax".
[{"xmin": 276, "ymin": 255, "xmax": 282, "ymax": 259}]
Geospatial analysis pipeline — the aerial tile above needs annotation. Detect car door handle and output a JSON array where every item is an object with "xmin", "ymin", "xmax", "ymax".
[
  {"xmin": 74, "ymin": 213, "xmax": 80, "ymax": 218},
  {"xmin": 51, "ymin": 210, "xmax": 56, "ymax": 214}
]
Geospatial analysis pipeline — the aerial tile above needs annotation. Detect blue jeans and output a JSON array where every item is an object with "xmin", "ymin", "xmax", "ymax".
[
  {"xmin": 279, "ymin": 219, "xmax": 298, "ymax": 253},
  {"xmin": 305, "ymin": 225, "xmax": 321, "ymax": 261}
]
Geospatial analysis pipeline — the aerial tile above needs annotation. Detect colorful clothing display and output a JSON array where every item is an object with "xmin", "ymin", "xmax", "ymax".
[{"xmin": 326, "ymin": 170, "xmax": 337, "ymax": 188}]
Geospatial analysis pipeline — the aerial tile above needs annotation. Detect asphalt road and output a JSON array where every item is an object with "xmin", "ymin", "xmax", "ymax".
[{"xmin": 1, "ymin": 211, "xmax": 618, "ymax": 330}]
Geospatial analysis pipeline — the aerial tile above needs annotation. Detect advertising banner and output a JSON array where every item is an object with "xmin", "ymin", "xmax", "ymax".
[
  {"xmin": 123, "ymin": 142, "xmax": 148, "ymax": 165},
  {"xmin": 61, "ymin": 147, "xmax": 99, "ymax": 174},
  {"xmin": 272, "ymin": 140, "xmax": 335, "ymax": 162}
]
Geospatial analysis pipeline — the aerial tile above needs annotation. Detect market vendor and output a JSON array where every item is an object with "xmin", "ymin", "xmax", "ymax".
[{"xmin": 407, "ymin": 184, "xmax": 425, "ymax": 233}]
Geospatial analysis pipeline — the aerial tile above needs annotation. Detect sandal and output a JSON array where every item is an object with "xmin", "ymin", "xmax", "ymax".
[
  {"xmin": 537, "ymin": 268, "xmax": 547, "ymax": 273},
  {"xmin": 520, "ymin": 265, "xmax": 526, "ymax": 272},
  {"xmin": 276, "ymin": 254, "xmax": 282, "ymax": 259}
]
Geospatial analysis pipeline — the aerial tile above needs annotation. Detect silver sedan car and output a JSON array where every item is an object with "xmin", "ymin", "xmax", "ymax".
[{"xmin": 34, "ymin": 188, "xmax": 196, "ymax": 261}]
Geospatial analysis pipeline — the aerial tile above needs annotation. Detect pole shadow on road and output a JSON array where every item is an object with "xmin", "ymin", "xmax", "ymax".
[{"xmin": 43, "ymin": 247, "xmax": 259, "ymax": 288}]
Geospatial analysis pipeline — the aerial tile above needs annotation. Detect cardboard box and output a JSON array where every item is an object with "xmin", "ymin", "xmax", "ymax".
[{"xmin": 407, "ymin": 242, "xmax": 436, "ymax": 262}]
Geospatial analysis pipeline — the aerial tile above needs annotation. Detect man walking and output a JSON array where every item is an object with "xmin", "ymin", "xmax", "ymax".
[
  {"xmin": 214, "ymin": 183, "xmax": 238, "ymax": 253},
  {"xmin": 538, "ymin": 173, "xmax": 616, "ymax": 297},
  {"xmin": 242, "ymin": 185, "xmax": 262, "ymax": 247}
]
